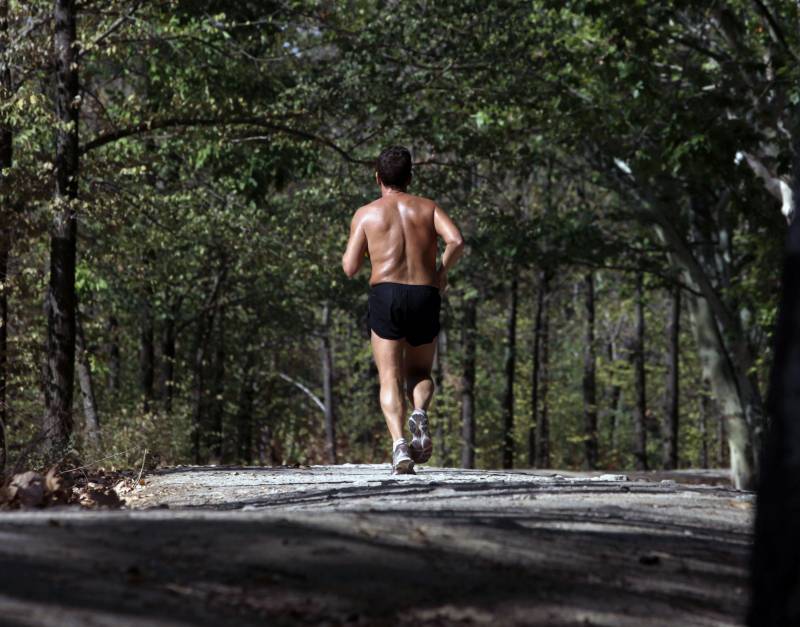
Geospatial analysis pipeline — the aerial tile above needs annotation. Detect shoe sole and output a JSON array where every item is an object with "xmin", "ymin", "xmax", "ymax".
[
  {"xmin": 392, "ymin": 458, "xmax": 416, "ymax": 475},
  {"xmin": 408, "ymin": 414, "xmax": 433, "ymax": 464}
]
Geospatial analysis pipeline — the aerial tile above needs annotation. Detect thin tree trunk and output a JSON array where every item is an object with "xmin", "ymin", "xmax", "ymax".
[
  {"xmin": 699, "ymin": 384, "xmax": 710, "ymax": 469},
  {"xmin": 433, "ymin": 324, "xmax": 449, "ymax": 464},
  {"xmin": 583, "ymin": 272, "xmax": 598, "ymax": 469},
  {"xmin": 607, "ymin": 340, "xmax": 622, "ymax": 454},
  {"xmin": 235, "ymin": 353, "xmax": 255, "ymax": 464},
  {"xmin": 501, "ymin": 274, "xmax": 518, "ymax": 469},
  {"xmin": 75, "ymin": 306, "xmax": 100, "ymax": 444},
  {"xmin": 320, "ymin": 302, "xmax": 337, "ymax": 464},
  {"xmin": 460, "ymin": 297, "xmax": 477, "ymax": 468},
  {"xmin": 536, "ymin": 272, "xmax": 551, "ymax": 469},
  {"xmin": 529, "ymin": 270, "xmax": 546, "ymax": 466},
  {"xmin": 44, "ymin": 0, "xmax": 80, "ymax": 456},
  {"xmin": 160, "ymin": 303, "xmax": 177, "ymax": 413},
  {"xmin": 0, "ymin": 0, "xmax": 11, "ymax": 476},
  {"xmin": 631, "ymin": 273, "xmax": 648, "ymax": 470},
  {"xmin": 139, "ymin": 289, "xmax": 155, "ymax": 412},
  {"xmin": 662, "ymin": 286, "xmax": 680, "ymax": 469},
  {"xmin": 209, "ymin": 303, "xmax": 225, "ymax": 462},
  {"xmin": 106, "ymin": 315, "xmax": 120, "ymax": 392},
  {"xmin": 139, "ymin": 295, "xmax": 156, "ymax": 412}
]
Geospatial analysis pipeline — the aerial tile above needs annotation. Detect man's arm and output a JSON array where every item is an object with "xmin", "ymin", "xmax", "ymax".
[
  {"xmin": 342, "ymin": 210, "xmax": 368, "ymax": 278},
  {"xmin": 433, "ymin": 205, "xmax": 465, "ymax": 289}
]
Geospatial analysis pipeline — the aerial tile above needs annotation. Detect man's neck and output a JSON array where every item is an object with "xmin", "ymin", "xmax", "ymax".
[{"xmin": 380, "ymin": 185, "xmax": 406, "ymax": 197}]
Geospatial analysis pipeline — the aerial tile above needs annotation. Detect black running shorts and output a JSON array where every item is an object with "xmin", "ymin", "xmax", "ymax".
[{"xmin": 368, "ymin": 282, "xmax": 441, "ymax": 346}]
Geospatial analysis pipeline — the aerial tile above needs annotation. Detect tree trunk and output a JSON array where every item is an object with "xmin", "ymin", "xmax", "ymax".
[
  {"xmin": 749, "ymin": 149, "xmax": 800, "ymax": 623},
  {"xmin": 75, "ymin": 306, "xmax": 100, "ymax": 444},
  {"xmin": 501, "ymin": 274, "xmax": 518, "ymax": 469},
  {"xmin": 139, "ymin": 290, "xmax": 155, "ymax": 412},
  {"xmin": 191, "ymin": 312, "xmax": 212, "ymax": 464},
  {"xmin": 106, "ymin": 315, "xmax": 120, "ymax": 392},
  {"xmin": 0, "ymin": 0, "xmax": 12, "ymax": 476},
  {"xmin": 529, "ymin": 269, "xmax": 547, "ymax": 466},
  {"xmin": 160, "ymin": 303, "xmax": 177, "ymax": 413},
  {"xmin": 631, "ymin": 273, "xmax": 648, "ymax": 470},
  {"xmin": 662, "ymin": 286, "xmax": 680, "ymax": 469},
  {"xmin": 582, "ymin": 272, "xmax": 598, "ymax": 469},
  {"xmin": 460, "ymin": 297, "xmax": 477, "ymax": 468},
  {"xmin": 699, "ymin": 384, "xmax": 710, "ymax": 469},
  {"xmin": 320, "ymin": 302, "xmax": 337, "ymax": 464},
  {"xmin": 209, "ymin": 303, "xmax": 225, "ymax": 462},
  {"xmin": 433, "ymin": 324, "xmax": 449, "ymax": 465},
  {"xmin": 536, "ymin": 272, "xmax": 551, "ymax": 469},
  {"xmin": 140, "ymin": 307, "xmax": 155, "ymax": 411},
  {"xmin": 235, "ymin": 354, "xmax": 256, "ymax": 464},
  {"xmin": 44, "ymin": 0, "xmax": 80, "ymax": 457},
  {"xmin": 607, "ymin": 339, "xmax": 622, "ymax": 455}
]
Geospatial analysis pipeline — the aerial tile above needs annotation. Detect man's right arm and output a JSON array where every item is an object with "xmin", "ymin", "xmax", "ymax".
[{"xmin": 433, "ymin": 204, "xmax": 465, "ymax": 289}]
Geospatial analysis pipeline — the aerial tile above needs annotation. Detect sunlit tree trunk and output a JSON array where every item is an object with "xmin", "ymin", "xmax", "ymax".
[
  {"xmin": 460, "ymin": 297, "xmax": 477, "ymax": 468},
  {"xmin": 582, "ymin": 272, "xmax": 598, "ymax": 469},
  {"xmin": 44, "ymin": 0, "xmax": 80, "ymax": 456},
  {"xmin": 631, "ymin": 272, "xmax": 648, "ymax": 470},
  {"xmin": 501, "ymin": 273, "xmax": 518, "ymax": 469}
]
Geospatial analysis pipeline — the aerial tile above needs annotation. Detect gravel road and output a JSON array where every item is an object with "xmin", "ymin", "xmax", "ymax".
[{"xmin": 0, "ymin": 465, "xmax": 752, "ymax": 626}]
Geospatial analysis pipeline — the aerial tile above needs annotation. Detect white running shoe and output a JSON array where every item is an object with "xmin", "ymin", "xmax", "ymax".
[{"xmin": 408, "ymin": 410, "xmax": 433, "ymax": 464}]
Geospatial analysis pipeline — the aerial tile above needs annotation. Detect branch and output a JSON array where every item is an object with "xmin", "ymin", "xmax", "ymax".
[
  {"xmin": 738, "ymin": 151, "xmax": 795, "ymax": 223},
  {"xmin": 277, "ymin": 373, "xmax": 325, "ymax": 413},
  {"xmin": 78, "ymin": 1, "xmax": 144, "ymax": 59},
  {"xmin": 750, "ymin": 0, "xmax": 799, "ymax": 63}
]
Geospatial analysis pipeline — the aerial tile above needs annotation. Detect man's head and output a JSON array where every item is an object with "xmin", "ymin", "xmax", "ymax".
[{"xmin": 375, "ymin": 146, "xmax": 412, "ymax": 190}]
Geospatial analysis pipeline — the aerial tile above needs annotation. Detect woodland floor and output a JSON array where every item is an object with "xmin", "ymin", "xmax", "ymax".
[{"xmin": 0, "ymin": 465, "xmax": 752, "ymax": 626}]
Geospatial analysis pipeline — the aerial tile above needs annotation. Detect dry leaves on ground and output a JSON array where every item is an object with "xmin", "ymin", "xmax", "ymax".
[{"xmin": 0, "ymin": 466, "xmax": 136, "ymax": 510}]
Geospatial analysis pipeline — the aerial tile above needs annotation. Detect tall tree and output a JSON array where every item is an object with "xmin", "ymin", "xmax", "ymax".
[
  {"xmin": 44, "ymin": 0, "xmax": 80, "ymax": 456},
  {"xmin": 0, "ymin": 0, "xmax": 11, "ymax": 475},
  {"xmin": 536, "ymin": 270, "xmax": 552, "ymax": 469},
  {"xmin": 582, "ymin": 272, "xmax": 598, "ymax": 469},
  {"xmin": 460, "ymin": 297, "xmax": 477, "ymax": 469},
  {"xmin": 662, "ymin": 286, "xmax": 680, "ymax": 469},
  {"xmin": 631, "ymin": 273, "xmax": 648, "ymax": 471},
  {"xmin": 501, "ymin": 274, "xmax": 518, "ymax": 469},
  {"xmin": 320, "ymin": 302, "xmax": 337, "ymax": 464}
]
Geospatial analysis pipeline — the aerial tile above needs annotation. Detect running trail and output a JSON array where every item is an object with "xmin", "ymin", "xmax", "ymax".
[{"xmin": 0, "ymin": 465, "xmax": 751, "ymax": 626}]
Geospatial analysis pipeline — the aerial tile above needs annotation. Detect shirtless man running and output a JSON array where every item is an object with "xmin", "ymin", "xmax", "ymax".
[{"xmin": 342, "ymin": 146, "xmax": 465, "ymax": 474}]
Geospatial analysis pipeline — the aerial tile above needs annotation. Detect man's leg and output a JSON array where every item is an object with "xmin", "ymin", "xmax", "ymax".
[
  {"xmin": 370, "ymin": 331, "xmax": 406, "ymax": 440},
  {"xmin": 405, "ymin": 339, "xmax": 437, "ymax": 410},
  {"xmin": 405, "ymin": 339, "xmax": 436, "ymax": 463}
]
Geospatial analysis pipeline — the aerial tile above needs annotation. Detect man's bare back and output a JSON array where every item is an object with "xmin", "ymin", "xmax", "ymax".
[{"xmin": 342, "ymin": 190, "xmax": 462, "ymax": 287}]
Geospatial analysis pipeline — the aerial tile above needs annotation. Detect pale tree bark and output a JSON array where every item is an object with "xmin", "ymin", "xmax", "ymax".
[
  {"xmin": 662, "ymin": 286, "xmax": 680, "ymax": 470},
  {"xmin": 501, "ymin": 273, "xmax": 518, "ymax": 469},
  {"xmin": 75, "ymin": 305, "xmax": 100, "ymax": 444},
  {"xmin": 44, "ymin": 0, "xmax": 81, "ymax": 456},
  {"xmin": 582, "ymin": 273, "xmax": 598, "ymax": 469},
  {"xmin": 698, "ymin": 382, "xmax": 710, "ymax": 469},
  {"xmin": 460, "ymin": 297, "xmax": 477, "ymax": 468},
  {"xmin": 320, "ymin": 302, "xmax": 337, "ymax": 464},
  {"xmin": 631, "ymin": 273, "xmax": 648, "ymax": 471}
]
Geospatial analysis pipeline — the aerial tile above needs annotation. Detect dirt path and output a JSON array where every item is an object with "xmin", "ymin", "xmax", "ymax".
[{"xmin": 0, "ymin": 465, "xmax": 752, "ymax": 626}]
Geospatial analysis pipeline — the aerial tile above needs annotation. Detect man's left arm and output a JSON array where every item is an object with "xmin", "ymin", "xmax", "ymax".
[{"xmin": 342, "ymin": 210, "xmax": 368, "ymax": 278}]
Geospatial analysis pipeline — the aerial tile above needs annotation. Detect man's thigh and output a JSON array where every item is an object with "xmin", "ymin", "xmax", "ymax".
[
  {"xmin": 404, "ymin": 338, "xmax": 437, "ymax": 377},
  {"xmin": 371, "ymin": 331, "xmax": 405, "ymax": 375}
]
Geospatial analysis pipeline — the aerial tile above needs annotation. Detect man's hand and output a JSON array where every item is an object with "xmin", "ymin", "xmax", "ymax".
[{"xmin": 437, "ymin": 267, "xmax": 448, "ymax": 292}]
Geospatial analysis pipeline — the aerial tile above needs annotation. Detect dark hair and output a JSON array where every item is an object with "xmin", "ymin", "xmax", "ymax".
[{"xmin": 376, "ymin": 146, "xmax": 412, "ymax": 189}]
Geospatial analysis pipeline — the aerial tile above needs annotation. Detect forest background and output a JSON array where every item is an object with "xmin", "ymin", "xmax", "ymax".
[{"xmin": 1, "ymin": 0, "xmax": 798, "ymax": 491}]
